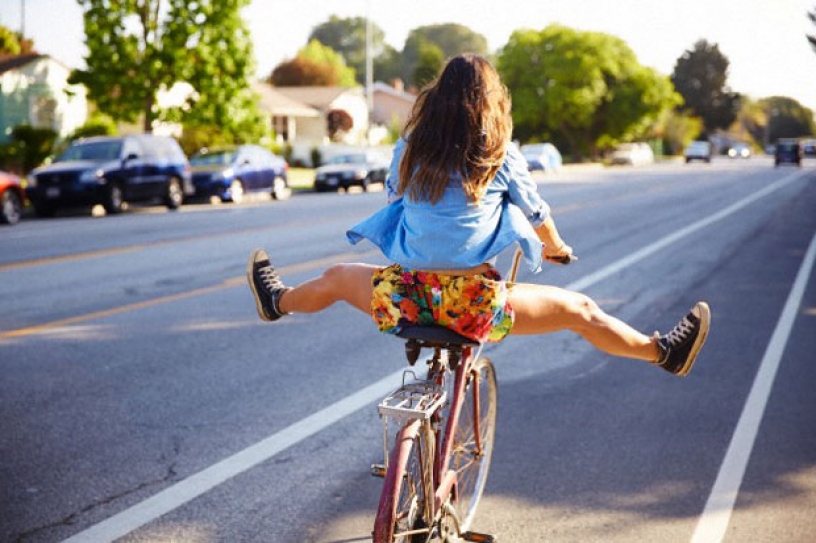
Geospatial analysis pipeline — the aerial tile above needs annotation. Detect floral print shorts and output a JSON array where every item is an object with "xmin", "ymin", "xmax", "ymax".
[{"xmin": 370, "ymin": 264, "xmax": 515, "ymax": 343}]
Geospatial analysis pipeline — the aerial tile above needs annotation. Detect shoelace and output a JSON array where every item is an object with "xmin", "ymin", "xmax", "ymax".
[
  {"xmin": 665, "ymin": 316, "xmax": 695, "ymax": 347},
  {"xmin": 258, "ymin": 264, "xmax": 283, "ymax": 292}
]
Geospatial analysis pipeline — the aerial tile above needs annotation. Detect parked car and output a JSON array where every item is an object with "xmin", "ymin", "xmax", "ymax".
[
  {"xmin": 774, "ymin": 139, "xmax": 802, "ymax": 167},
  {"xmin": 1, "ymin": 170, "xmax": 26, "ymax": 225},
  {"xmin": 800, "ymin": 138, "xmax": 816, "ymax": 157},
  {"xmin": 26, "ymin": 135, "xmax": 193, "ymax": 217},
  {"xmin": 684, "ymin": 140, "xmax": 713, "ymax": 163},
  {"xmin": 190, "ymin": 145, "xmax": 290, "ymax": 203},
  {"xmin": 520, "ymin": 142, "xmax": 562, "ymax": 172},
  {"xmin": 314, "ymin": 151, "xmax": 389, "ymax": 192},
  {"xmin": 727, "ymin": 143, "xmax": 751, "ymax": 159},
  {"xmin": 610, "ymin": 142, "xmax": 654, "ymax": 166}
]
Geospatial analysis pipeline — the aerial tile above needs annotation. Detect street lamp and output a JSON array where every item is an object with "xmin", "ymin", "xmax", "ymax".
[{"xmin": 365, "ymin": 0, "xmax": 373, "ymax": 146}]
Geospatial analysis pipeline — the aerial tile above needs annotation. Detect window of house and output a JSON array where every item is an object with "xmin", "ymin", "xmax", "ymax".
[{"xmin": 30, "ymin": 94, "xmax": 58, "ymax": 131}]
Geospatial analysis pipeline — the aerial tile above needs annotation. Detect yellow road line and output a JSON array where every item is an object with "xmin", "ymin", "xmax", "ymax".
[{"xmin": 0, "ymin": 250, "xmax": 380, "ymax": 341}]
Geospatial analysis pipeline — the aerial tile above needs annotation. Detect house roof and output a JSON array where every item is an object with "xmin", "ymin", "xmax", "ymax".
[
  {"xmin": 372, "ymin": 81, "xmax": 417, "ymax": 104},
  {"xmin": 252, "ymin": 82, "xmax": 319, "ymax": 117},
  {"xmin": 0, "ymin": 53, "xmax": 44, "ymax": 74},
  {"xmin": 273, "ymin": 86, "xmax": 362, "ymax": 109}
]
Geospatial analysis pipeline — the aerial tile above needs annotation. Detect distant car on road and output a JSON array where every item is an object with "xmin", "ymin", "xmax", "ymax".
[
  {"xmin": 314, "ymin": 150, "xmax": 389, "ymax": 192},
  {"xmin": 610, "ymin": 142, "xmax": 654, "ymax": 166},
  {"xmin": 684, "ymin": 141, "xmax": 713, "ymax": 163},
  {"xmin": 520, "ymin": 143, "xmax": 563, "ymax": 172},
  {"xmin": 190, "ymin": 145, "xmax": 290, "ymax": 203},
  {"xmin": 774, "ymin": 139, "xmax": 802, "ymax": 167},
  {"xmin": 800, "ymin": 138, "xmax": 816, "ymax": 157},
  {"xmin": 727, "ymin": 143, "xmax": 751, "ymax": 159},
  {"xmin": 0, "ymin": 169, "xmax": 25, "ymax": 225},
  {"xmin": 25, "ymin": 135, "xmax": 192, "ymax": 217}
]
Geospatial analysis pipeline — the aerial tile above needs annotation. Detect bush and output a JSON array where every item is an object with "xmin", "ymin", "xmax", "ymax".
[{"xmin": 0, "ymin": 125, "xmax": 58, "ymax": 174}]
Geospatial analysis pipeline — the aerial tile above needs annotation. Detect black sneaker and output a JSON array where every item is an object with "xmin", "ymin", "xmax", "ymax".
[
  {"xmin": 246, "ymin": 248, "xmax": 291, "ymax": 322},
  {"xmin": 655, "ymin": 302, "xmax": 711, "ymax": 377}
]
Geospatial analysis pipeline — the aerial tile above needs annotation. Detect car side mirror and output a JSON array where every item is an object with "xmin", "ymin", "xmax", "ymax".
[{"xmin": 124, "ymin": 153, "xmax": 139, "ymax": 162}]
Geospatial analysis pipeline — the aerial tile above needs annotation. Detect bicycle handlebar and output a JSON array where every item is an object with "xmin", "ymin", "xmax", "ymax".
[{"xmin": 508, "ymin": 248, "xmax": 576, "ymax": 282}]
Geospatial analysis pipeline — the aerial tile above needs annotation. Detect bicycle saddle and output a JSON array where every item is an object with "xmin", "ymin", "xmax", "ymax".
[{"xmin": 396, "ymin": 325, "xmax": 479, "ymax": 347}]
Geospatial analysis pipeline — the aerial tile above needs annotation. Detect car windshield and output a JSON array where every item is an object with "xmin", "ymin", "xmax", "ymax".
[
  {"xmin": 327, "ymin": 154, "xmax": 367, "ymax": 165},
  {"xmin": 190, "ymin": 150, "xmax": 237, "ymax": 166},
  {"xmin": 56, "ymin": 141, "xmax": 122, "ymax": 162}
]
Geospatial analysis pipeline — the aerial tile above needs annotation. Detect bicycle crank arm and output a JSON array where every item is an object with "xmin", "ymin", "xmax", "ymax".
[{"xmin": 462, "ymin": 531, "xmax": 497, "ymax": 542}]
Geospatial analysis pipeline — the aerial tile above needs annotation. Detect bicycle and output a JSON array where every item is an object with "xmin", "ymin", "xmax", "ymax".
[{"xmin": 370, "ymin": 251, "xmax": 574, "ymax": 542}]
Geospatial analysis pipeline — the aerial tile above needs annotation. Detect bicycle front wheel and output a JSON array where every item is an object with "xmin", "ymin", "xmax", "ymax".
[{"xmin": 449, "ymin": 357, "xmax": 497, "ymax": 531}]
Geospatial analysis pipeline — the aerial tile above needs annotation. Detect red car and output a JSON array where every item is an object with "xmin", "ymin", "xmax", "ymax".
[{"xmin": 1, "ymin": 170, "xmax": 26, "ymax": 225}]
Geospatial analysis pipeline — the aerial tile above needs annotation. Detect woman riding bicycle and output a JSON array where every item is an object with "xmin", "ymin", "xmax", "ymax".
[{"xmin": 247, "ymin": 53, "xmax": 710, "ymax": 375}]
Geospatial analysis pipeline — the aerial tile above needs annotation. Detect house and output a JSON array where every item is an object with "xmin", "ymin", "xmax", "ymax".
[
  {"xmin": 0, "ymin": 53, "xmax": 88, "ymax": 143},
  {"xmin": 371, "ymin": 80, "xmax": 416, "ymax": 131},
  {"xmin": 253, "ymin": 81, "xmax": 414, "ymax": 166},
  {"xmin": 253, "ymin": 83, "xmax": 369, "ymax": 165}
]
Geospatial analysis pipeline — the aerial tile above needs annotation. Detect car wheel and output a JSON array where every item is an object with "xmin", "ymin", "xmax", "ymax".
[
  {"xmin": 271, "ymin": 177, "xmax": 291, "ymax": 200},
  {"xmin": 229, "ymin": 179, "xmax": 245, "ymax": 204},
  {"xmin": 1, "ymin": 189, "xmax": 23, "ymax": 225},
  {"xmin": 361, "ymin": 176, "xmax": 370, "ymax": 192},
  {"xmin": 165, "ymin": 177, "xmax": 184, "ymax": 209},
  {"xmin": 104, "ymin": 183, "xmax": 125, "ymax": 214}
]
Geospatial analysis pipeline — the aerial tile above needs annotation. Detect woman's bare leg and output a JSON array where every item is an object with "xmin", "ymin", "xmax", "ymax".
[
  {"xmin": 508, "ymin": 283, "xmax": 659, "ymax": 361},
  {"xmin": 278, "ymin": 263, "xmax": 378, "ymax": 314}
]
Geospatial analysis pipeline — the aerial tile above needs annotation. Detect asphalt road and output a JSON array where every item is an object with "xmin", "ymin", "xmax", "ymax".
[{"xmin": 2, "ymin": 157, "xmax": 815, "ymax": 543}]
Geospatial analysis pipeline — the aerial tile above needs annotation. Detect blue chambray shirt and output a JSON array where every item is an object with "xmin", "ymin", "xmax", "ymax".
[{"xmin": 346, "ymin": 138, "xmax": 551, "ymax": 273}]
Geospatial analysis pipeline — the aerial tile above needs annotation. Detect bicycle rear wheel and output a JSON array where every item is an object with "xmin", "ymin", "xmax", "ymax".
[
  {"xmin": 374, "ymin": 420, "xmax": 432, "ymax": 543},
  {"xmin": 449, "ymin": 357, "xmax": 497, "ymax": 531}
]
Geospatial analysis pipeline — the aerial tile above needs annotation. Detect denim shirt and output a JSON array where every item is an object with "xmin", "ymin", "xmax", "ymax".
[{"xmin": 346, "ymin": 138, "xmax": 551, "ymax": 273}]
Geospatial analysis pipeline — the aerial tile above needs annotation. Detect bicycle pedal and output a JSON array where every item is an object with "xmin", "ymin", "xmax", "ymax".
[
  {"xmin": 462, "ymin": 531, "xmax": 497, "ymax": 542},
  {"xmin": 370, "ymin": 464, "xmax": 386, "ymax": 478}
]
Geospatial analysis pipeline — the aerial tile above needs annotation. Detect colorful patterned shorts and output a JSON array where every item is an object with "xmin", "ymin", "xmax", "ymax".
[{"xmin": 370, "ymin": 264, "xmax": 515, "ymax": 343}]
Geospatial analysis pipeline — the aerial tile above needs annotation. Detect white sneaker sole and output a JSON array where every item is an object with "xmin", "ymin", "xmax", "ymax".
[{"xmin": 675, "ymin": 301, "xmax": 711, "ymax": 377}]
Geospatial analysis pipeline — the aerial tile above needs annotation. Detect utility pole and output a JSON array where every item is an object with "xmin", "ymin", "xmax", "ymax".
[
  {"xmin": 20, "ymin": 0, "xmax": 26, "ymax": 40},
  {"xmin": 365, "ymin": 0, "xmax": 373, "ymax": 146}
]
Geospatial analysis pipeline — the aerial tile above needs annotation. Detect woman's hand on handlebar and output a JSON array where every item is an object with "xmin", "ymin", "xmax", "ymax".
[{"xmin": 543, "ymin": 243, "xmax": 577, "ymax": 265}]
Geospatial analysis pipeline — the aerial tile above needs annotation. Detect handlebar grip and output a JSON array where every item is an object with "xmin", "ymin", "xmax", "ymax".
[{"xmin": 545, "ymin": 254, "xmax": 577, "ymax": 265}]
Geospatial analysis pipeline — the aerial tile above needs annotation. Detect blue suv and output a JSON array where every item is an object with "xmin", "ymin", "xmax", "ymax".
[{"xmin": 26, "ymin": 135, "xmax": 193, "ymax": 217}]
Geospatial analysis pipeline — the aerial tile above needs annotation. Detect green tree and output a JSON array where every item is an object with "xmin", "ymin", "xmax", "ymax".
[
  {"xmin": 413, "ymin": 40, "xmax": 444, "ymax": 89},
  {"xmin": 308, "ymin": 15, "xmax": 387, "ymax": 85},
  {"xmin": 499, "ymin": 25, "xmax": 680, "ymax": 159},
  {"xmin": 71, "ymin": 0, "xmax": 265, "ymax": 143},
  {"xmin": 270, "ymin": 39, "xmax": 356, "ymax": 87},
  {"xmin": 671, "ymin": 40, "xmax": 739, "ymax": 134},
  {"xmin": 760, "ymin": 96, "xmax": 816, "ymax": 142},
  {"xmin": 401, "ymin": 24, "xmax": 488, "ymax": 86},
  {"xmin": 0, "ymin": 25, "xmax": 35, "ymax": 55}
]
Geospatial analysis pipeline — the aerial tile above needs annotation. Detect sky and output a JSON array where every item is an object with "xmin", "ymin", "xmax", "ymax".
[{"xmin": 2, "ymin": 0, "xmax": 816, "ymax": 110}]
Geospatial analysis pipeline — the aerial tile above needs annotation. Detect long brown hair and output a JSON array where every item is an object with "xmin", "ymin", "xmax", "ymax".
[{"xmin": 398, "ymin": 54, "xmax": 512, "ymax": 203}]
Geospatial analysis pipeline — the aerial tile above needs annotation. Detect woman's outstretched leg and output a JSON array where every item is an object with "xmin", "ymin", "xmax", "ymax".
[
  {"xmin": 508, "ymin": 283, "xmax": 710, "ymax": 376},
  {"xmin": 247, "ymin": 248, "xmax": 376, "ymax": 320}
]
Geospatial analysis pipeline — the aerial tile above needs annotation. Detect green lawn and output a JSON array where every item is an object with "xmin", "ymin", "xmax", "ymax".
[{"xmin": 288, "ymin": 168, "xmax": 315, "ymax": 191}]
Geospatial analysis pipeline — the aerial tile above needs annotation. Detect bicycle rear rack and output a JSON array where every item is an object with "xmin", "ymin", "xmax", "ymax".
[{"xmin": 377, "ymin": 379, "xmax": 447, "ymax": 423}]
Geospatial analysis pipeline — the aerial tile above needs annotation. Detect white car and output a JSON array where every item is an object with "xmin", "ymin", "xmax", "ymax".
[
  {"xmin": 684, "ymin": 141, "xmax": 713, "ymax": 163},
  {"xmin": 520, "ymin": 143, "xmax": 563, "ymax": 172},
  {"xmin": 610, "ymin": 143, "xmax": 654, "ymax": 166}
]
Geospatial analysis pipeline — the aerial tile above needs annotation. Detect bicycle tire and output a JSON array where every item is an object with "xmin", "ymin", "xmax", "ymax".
[
  {"xmin": 373, "ymin": 420, "xmax": 432, "ymax": 543},
  {"xmin": 448, "ymin": 357, "xmax": 497, "ymax": 531}
]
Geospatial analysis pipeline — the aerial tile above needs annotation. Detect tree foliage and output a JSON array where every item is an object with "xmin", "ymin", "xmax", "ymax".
[
  {"xmin": 71, "ymin": 0, "xmax": 265, "ymax": 144},
  {"xmin": 0, "ymin": 25, "xmax": 35, "ymax": 55},
  {"xmin": 498, "ymin": 25, "xmax": 680, "ymax": 158},
  {"xmin": 401, "ymin": 24, "xmax": 488, "ymax": 86},
  {"xmin": 270, "ymin": 39, "xmax": 356, "ymax": 87},
  {"xmin": 760, "ymin": 96, "xmax": 816, "ymax": 141},
  {"xmin": 308, "ymin": 15, "xmax": 386, "ymax": 85},
  {"xmin": 413, "ymin": 39, "xmax": 444, "ymax": 89},
  {"xmin": 671, "ymin": 40, "xmax": 739, "ymax": 134}
]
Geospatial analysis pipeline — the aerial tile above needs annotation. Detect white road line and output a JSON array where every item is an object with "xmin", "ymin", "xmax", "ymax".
[
  {"xmin": 63, "ymin": 170, "xmax": 809, "ymax": 542},
  {"xmin": 691, "ymin": 231, "xmax": 816, "ymax": 543}
]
